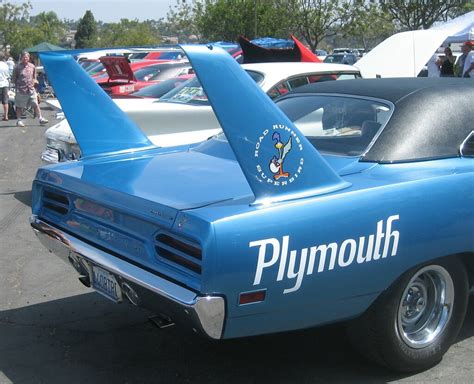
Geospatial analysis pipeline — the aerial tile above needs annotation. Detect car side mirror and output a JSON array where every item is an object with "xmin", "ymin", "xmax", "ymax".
[{"xmin": 460, "ymin": 131, "xmax": 474, "ymax": 157}]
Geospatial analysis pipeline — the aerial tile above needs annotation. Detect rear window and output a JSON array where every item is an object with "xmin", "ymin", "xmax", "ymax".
[
  {"xmin": 276, "ymin": 95, "xmax": 392, "ymax": 156},
  {"xmin": 159, "ymin": 70, "xmax": 264, "ymax": 106},
  {"xmin": 268, "ymin": 72, "xmax": 360, "ymax": 100}
]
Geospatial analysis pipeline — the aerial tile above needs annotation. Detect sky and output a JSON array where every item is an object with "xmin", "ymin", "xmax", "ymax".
[{"xmin": 9, "ymin": 0, "xmax": 177, "ymax": 22}]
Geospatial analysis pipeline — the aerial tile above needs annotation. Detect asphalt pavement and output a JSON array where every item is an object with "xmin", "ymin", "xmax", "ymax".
[{"xmin": 0, "ymin": 103, "xmax": 473, "ymax": 384}]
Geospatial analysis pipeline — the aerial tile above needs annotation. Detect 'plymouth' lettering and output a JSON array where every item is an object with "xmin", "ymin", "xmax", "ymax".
[{"xmin": 249, "ymin": 215, "xmax": 400, "ymax": 294}]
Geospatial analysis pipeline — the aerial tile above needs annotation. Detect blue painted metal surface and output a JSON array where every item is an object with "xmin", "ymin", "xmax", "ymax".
[{"xmin": 192, "ymin": 157, "xmax": 473, "ymax": 337}]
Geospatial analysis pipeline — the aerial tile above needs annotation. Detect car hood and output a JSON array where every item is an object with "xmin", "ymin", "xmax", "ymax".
[
  {"xmin": 45, "ymin": 119, "xmax": 76, "ymax": 144},
  {"xmin": 99, "ymin": 56, "xmax": 136, "ymax": 82}
]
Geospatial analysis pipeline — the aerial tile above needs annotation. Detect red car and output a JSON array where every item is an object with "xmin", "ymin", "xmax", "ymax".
[
  {"xmin": 96, "ymin": 56, "xmax": 193, "ymax": 95},
  {"xmin": 93, "ymin": 57, "xmax": 163, "ymax": 80}
]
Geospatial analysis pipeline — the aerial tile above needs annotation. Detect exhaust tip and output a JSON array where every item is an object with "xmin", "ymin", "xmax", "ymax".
[
  {"xmin": 122, "ymin": 282, "xmax": 140, "ymax": 306},
  {"xmin": 78, "ymin": 274, "xmax": 91, "ymax": 287},
  {"xmin": 149, "ymin": 314, "xmax": 175, "ymax": 329}
]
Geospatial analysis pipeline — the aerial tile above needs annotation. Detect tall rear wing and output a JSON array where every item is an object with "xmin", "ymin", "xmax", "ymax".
[
  {"xmin": 41, "ymin": 46, "xmax": 349, "ymax": 205},
  {"xmin": 183, "ymin": 45, "xmax": 349, "ymax": 204}
]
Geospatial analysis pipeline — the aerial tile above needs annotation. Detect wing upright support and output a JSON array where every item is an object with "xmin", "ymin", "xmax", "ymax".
[{"xmin": 182, "ymin": 45, "xmax": 350, "ymax": 204}]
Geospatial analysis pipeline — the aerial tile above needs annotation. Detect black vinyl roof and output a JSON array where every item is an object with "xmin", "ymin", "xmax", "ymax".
[{"xmin": 288, "ymin": 78, "xmax": 474, "ymax": 163}]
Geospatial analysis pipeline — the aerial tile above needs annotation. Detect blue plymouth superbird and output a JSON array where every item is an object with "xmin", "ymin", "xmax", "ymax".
[{"xmin": 31, "ymin": 46, "xmax": 473, "ymax": 372}]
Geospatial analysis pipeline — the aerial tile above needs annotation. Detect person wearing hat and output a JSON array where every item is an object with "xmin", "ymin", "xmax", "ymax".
[{"xmin": 455, "ymin": 41, "xmax": 473, "ymax": 78}]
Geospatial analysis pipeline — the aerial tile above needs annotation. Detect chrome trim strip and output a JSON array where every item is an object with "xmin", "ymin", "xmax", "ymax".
[{"xmin": 30, "ymin": 215, "xmax": 225, "ymax": 339}]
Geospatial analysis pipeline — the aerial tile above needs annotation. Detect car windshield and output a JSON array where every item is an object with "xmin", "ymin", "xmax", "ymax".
[
  {"xmin": 80, "ymin": 61, "xmax": 98, "ymax": 71},
  {"xmin": 276, "ymin": 95, "xmax": 392, "ymax": 156},
  {"xmin": 158, "ymin": 52, "xmax": 183, "ymax": 60},
  {"xmin": 324, "ymin": 55, "xmax": 344, "ymax": 64},
  {"xmin": 158, "ymin": 70, "xmax": 264, "ymax": 106},
  {"xmin": 128, "ymin": 52, "xmax": 148, "ymax": 60},
  {"xmin": 131, "ymin": 76, "xmax": 192, "ymax": 98}
]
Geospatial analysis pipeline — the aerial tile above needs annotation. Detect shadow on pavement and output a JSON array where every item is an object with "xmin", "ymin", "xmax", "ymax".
[
  {"xmin": 2, "ymin": 292, "xmax": 472, "ymax": 383},
  {"xmin": 13, "ymin": 190, "xmax": 32, "ymax": 207}
]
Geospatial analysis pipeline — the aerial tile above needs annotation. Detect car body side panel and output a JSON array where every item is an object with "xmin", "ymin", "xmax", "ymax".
[{"xmin": 188, "ymin": 158, "xmax": 473, "ymax": 338}]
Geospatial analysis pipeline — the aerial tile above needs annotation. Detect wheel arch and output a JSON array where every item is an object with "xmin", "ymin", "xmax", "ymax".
[{"xmin": 458, "ymin": 252, "xmax": 474, "ymax": 290}]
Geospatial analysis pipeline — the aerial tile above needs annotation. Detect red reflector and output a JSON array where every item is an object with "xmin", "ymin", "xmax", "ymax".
[{"xmin": 239, "ymin": 290, "xmax": 266, "ymax": 305}]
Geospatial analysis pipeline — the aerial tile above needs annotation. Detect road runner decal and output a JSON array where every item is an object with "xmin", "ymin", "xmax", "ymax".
[
  {"xmin": 250, "ymin": 215, "xmax": 400, "ymax": 294},
  {"xmin": 255, "ymin": 125, "xmax": 304, "ymax": 187}
]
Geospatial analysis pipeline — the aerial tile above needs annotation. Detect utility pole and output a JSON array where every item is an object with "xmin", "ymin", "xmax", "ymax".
[{"xmin": 254, "ymin": 0, "xmax": 258, "ymax": 38}]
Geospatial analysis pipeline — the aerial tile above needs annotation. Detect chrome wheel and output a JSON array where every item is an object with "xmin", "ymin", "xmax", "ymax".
[{"xmin": 397, "ymin": 265, "xmax": 454, "ymax": 349}]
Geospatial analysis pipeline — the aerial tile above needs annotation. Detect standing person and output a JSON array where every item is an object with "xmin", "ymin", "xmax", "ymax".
[
  {"xmin": 11, "ymin": 51, "xmax": 48, "ymax": 127},
  {"xmin": 461, "ymin": 41, "xmax": 473, "ymax": 78},
  {"xmin": 455, "ymin": 41, "xmax": 473, "ymax": 77},
  {"xmin": 440, "ymin": 47, "xmax": 455, "ymax": 77},
  {"xmin": 0, "ymin": 52, "xmax": 10, "ymax": 120},
  {"xmin": 6, "ymin": 56, "xmax": 14, "ymax": 77},
  {"xmin": 426, "ymin": 54, "xmax": 441, "ymax": 77}
]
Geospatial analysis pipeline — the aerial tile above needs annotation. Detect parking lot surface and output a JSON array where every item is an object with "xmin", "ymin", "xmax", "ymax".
[{"xmin": 0, "ymin": 105, "xmax": 472, "ymax": 383}]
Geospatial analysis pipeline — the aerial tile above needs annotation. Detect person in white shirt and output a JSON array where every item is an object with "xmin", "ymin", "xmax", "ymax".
[
  {"xmin": 6, "ymin": 56, "xmax": 14, "ymax": 77},
  {"xmin": 0, "ymin": 52, "xmax": 10, "ymax": 120},
  {"xmin": 426, "ymin": 54, "xmax": 441, "ymax": 77},
  {"xmin": 461, "ymin": 41, "xmax": 473, "ymax": 78}
]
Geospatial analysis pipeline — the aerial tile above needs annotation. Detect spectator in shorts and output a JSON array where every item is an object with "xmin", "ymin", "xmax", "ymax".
[
  {"xmin": 0, "ymin": 52, "xmax": 10, "ymax": 120},
  {"xmin": 11, "ymin": 51, "xmax": 48, "ymax": 127}
]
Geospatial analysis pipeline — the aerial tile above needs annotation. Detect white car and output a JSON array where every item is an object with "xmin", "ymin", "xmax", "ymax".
[{"xmin": 42, "ymin": 62, "xmax": 361, "ymax": 163}]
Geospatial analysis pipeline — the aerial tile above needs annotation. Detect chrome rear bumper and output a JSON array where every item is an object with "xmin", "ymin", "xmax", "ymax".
[{"xmin": 30, "ymin": 215, "xmax": 225, "ymax": 339}]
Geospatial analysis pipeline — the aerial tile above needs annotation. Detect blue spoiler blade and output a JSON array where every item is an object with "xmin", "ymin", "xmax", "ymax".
[
  {"xmin": 182, "ymin": 45, "xmax": 350, "ymax": 204},
  {"xmin": 40, "ymin": 52, "xmax": 153, "ymax": 158}
]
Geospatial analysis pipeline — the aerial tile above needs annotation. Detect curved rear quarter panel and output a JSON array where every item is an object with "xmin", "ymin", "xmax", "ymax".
[{"xmin": 197, "ymin": 158, "xmax": 473, "ymax": 338}]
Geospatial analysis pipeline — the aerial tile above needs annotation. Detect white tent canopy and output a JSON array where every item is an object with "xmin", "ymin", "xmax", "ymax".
[
  {"xmin": 445, "ymin": 26, "xmax": 473, "ymax": 43},
  {"xmin": 356, "ymin": 11, "xmax": 473, "ymax": 78},
  {"xmin": 433, "ymin": 11, "xmax": 474, "ymax": 43}
]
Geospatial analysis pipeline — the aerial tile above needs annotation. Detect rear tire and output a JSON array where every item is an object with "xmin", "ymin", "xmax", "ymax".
[{"xmin": 348, "ymin": 257, "xmax": 468, "ymax": 372}]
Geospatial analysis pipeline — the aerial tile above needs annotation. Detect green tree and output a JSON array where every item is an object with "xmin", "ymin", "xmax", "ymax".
[
  {"xmin": 197, "ymin": 0, "xmax": 292, "ymax": 41},
  {"xmin": 167, "ymin": 0, "xmax": 292, "ymax": 42},
  {"xmin": 378, "ymin": 0, "xmax": 471, "ymax": 30},
  {"xmin": 75, "ymin": 10, "xmax": 97, "ymax": 48},
  {"xmin": 166, "ymin": 0, "xmax": 203, "ymax": 41},
  {"xmin": 98, "ymin": 19, "xmax": 162, "ymax": 47},
  {"xmin": 275, "ymin": 0, "xmax": 356, "ymax": 51},
  {"xmin": 0, "ymin": 1, "xmax": 33, "ymax": 57},
  {"xmin": 342, "ymin": 2, "xmax": 396, "ymax": 51},
  {"xmin": 31, "ymin": 11, "xmax": 66, "ymax": 45}
]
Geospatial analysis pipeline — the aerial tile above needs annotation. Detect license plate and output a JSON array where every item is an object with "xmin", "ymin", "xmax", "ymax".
[{"xmin": 91, "ymin": 265, "xmax": 122, "ymax": 302}]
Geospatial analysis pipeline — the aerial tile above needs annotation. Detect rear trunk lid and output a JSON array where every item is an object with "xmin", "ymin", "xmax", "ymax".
[
  {"xmin": 38, "ymin": 140, "xmax": 253, "ymax": 213},
  {"xmin": 99, "ymin": 56, "xmax": 136, "ymax": 82}
]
